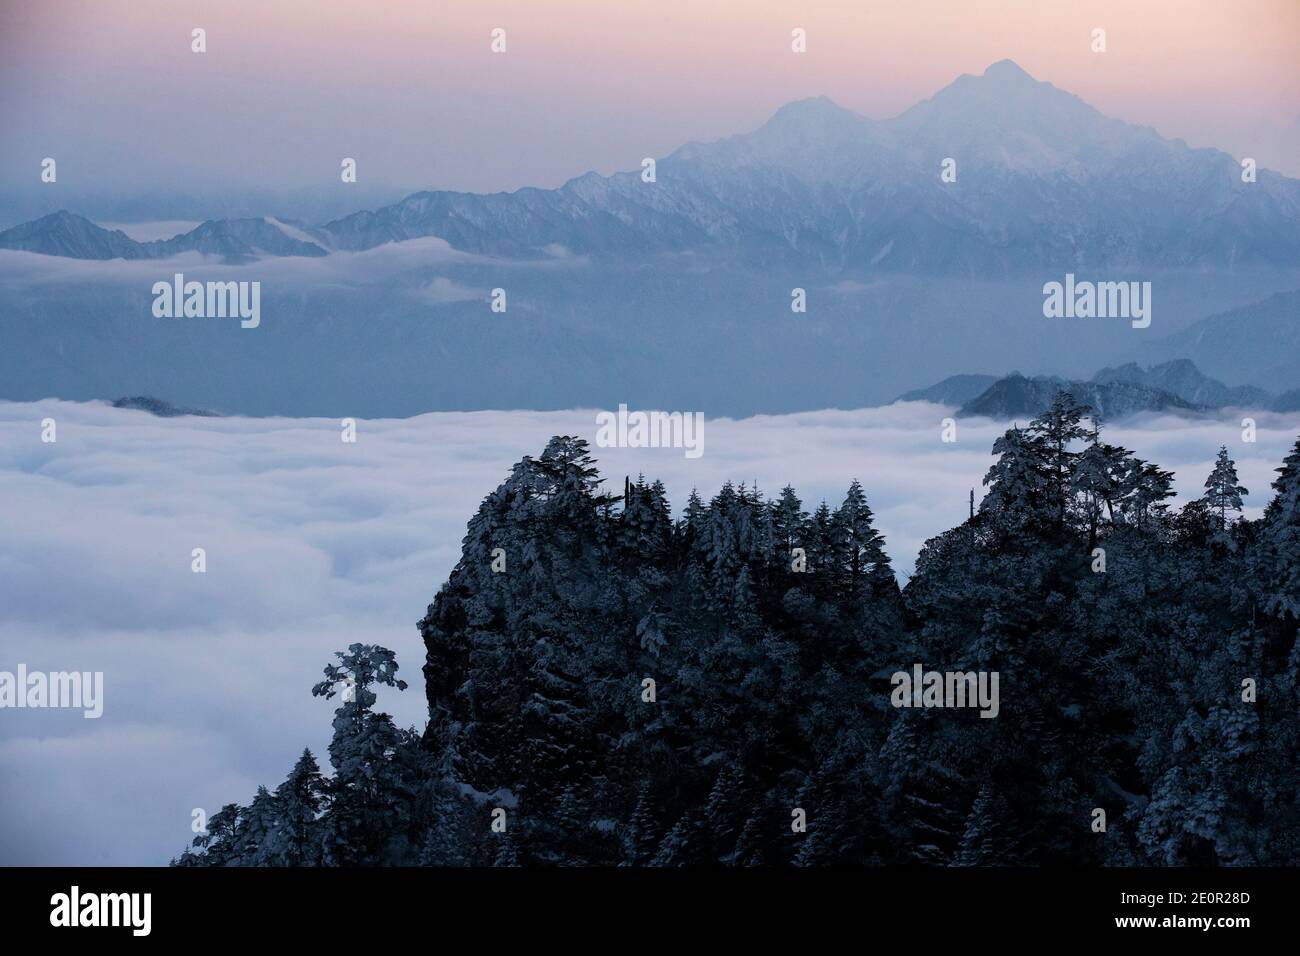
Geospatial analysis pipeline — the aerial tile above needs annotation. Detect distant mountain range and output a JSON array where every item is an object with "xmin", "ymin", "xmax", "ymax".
[
  {"xmin": 1091, "ymin": 358, "xmax": 1272, "ymax": 408},
  {"xmin": 77, "ymin": 356, "xmax": 1300, "ymax": 422},
  {"xmin": 1141, "ymin": 290, "xmax": 1300, "ymax": 394},
  {"xmin": 4, "ymin": 60, "xmax": 1299, "ymax": 273},
  {"xmin": 2, "ymin": 60, "xmax": 1298, "ymax": 417},
  {"xmin": 959, "ymin": 373, "xmax": 1200, "ymax": 419},
  {"xmin": 0, "ymin": 210, "xmax": 328, "ymax": 264},
  {"xmin": 899, "ymin": 359, "xmax": 1294, "ymax": 419},
  {"xmin": 76, "ymin": 352, "xmax": 1286, "ymax": 424}
]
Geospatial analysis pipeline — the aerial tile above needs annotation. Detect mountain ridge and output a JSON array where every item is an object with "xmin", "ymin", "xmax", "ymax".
[
  {"xmin": 897, "ymin": 358, "xmax": 1295, "ymax": 419},
  {"xmin": 958, "ymin": 372, "xmax": 1200, "ymax": 419},
  {"xmin": 0, "ymin": 211, "xmax": 329, "ymax": 263},
  {"xmin": 4, "ymin": 60, "xmax": 1299, "ymax": 272}
]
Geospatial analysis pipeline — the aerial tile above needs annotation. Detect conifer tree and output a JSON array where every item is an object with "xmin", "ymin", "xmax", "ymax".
[
  {"xmin": 492, "ymin": 830, "xmax": 520, "ymax": 867},
  {"xmin": 1203, "ymin": 445, "xmax": 1249, "ymax": 530},
  {"xmin": 1256, "ymin": 437, "xmax": 1300, "ymax": 619},
  {"xmin": 624, "ymin": 782, "xmax": 661, "ymax": 866},
  {"xmin": 954, "ymin": 785, "xmax": 1020, "ymax": 866},
  {"xmin": 1027, "ymin": 392, "xmax": 1091, "ymax": 531},
  {"xmin": 981, "ymin": 426, "xmax": 1048, "ymax": 533},
  {"xmin": 265, "ymin": 749, "xmax": 325, "ymax": 866},
  {"xmin": 233, "ymin": 785, "xmax": 280, "ymax": 866},
  {"xmin": 831, "ymin": 480, "xmax": 890, "ymax": 601},
  {"xmin": 417, "ymin": 788, "xmax": 473, "ymax": 867},
  {"xmin": 191, "ymin": 803, "xmax": 242, "ymax": 866},
  {"xmin": 311, "ymin": 644, "xmax": 415, "ymax": 865},
  {"xmin": 650, "ymin": 810, "xmax": 710, "ymax": 867}
]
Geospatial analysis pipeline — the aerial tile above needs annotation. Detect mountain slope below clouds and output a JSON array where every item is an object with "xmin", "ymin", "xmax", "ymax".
[
  {"xmin": 908, "ymin": 357, "xmax": 1288, "ymax": 420},
  {"xmin": 895, "ymin": 374, "xmax": 1000, "ymax": 405},
  {"xmin": 958, "ymin": 372, "xmax": 1201, "ymax": 419},
  {"xmin": 1143, "ymin": 290, "xmax": 1300, "ymax": 392}
]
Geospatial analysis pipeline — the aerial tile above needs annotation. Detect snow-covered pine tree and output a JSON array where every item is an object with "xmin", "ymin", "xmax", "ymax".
[
  {"xmin": 311, "ymin": 644, "xmax": 417, "ymax": 865},
  {"xmin": 492, "ymin": 830, "xmax": 520, "ymax": 867},
  {"xmin": 981, "ymin": 426, "xmax": 1049, "ymax": 534},
  {"xmin": 190, "ymin": 802, "xmax": 242, "ymax": 866},
  {"xmin": 649, "ymin": 810, "xmax": 709, "ymax": 867},
  {"xmin": 623, "ymin": 781, "xmax": 661, "ymax": 866},
  {"xmin": 264, "ymin": 749, "xmax": 325, "ymax": 866},
  {"xmin": 417, "ymin": 787, "xmax": 474, "ymax": 867},
  {"xmin": 1256, "ymin": 436, "xmax": 1300, "ymax": 620},
  {"xmin": 1027, "ymin": 392, "xmax": 1091, "ymax": 532},
  {"xmin": 232, "ymin": 785, "xmax": 280, "ymax": 866},
  {"xmin": 1203, "ymin": 445, "xmax": 1249, "ymax": 531},
  {"xmin": 954, "ymin": 785, "xmax": 1020, "ymax": 866}
]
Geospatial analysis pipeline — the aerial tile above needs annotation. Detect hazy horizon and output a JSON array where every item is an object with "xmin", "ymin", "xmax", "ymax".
[{"xmin": 2, "ymin": 0, "xmax": 1296, "ymax": 208}]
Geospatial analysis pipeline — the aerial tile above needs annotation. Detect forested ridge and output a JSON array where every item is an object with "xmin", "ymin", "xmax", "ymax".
[{"xmin": 176, "ymin": 393, "xmax": 1300, "ymax": 867}]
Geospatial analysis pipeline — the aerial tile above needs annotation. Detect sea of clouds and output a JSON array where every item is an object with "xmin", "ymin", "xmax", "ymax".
[{"xmin": 1, "ymin": 398, "xmax": 1296, "ymax": 865}]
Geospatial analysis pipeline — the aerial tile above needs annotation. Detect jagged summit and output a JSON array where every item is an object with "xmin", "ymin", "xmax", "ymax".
[{"xmin": 0, "ymin": 210, "xmax": 146, "ymax": 259}]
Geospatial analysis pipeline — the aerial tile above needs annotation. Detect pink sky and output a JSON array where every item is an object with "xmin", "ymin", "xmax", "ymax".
[{"xmin": 1, "ymin": 0, "xmax": 1296, "ymax": 193}]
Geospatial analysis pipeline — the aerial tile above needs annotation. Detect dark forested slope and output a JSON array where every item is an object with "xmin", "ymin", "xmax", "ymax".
[{"xmin": 176, "ymin": 395, "xmax": 1300, "ymax": 867}]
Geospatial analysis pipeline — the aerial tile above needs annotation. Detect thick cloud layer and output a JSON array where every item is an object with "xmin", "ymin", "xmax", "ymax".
[{"xmin": 0, "ymin": 399, "xmax": 1295, "ymax": 864}]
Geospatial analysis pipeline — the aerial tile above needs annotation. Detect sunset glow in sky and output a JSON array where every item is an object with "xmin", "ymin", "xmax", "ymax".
[{"xmin": 1, "ymin": 0, "xmax": 1296, "ymax": 194}]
